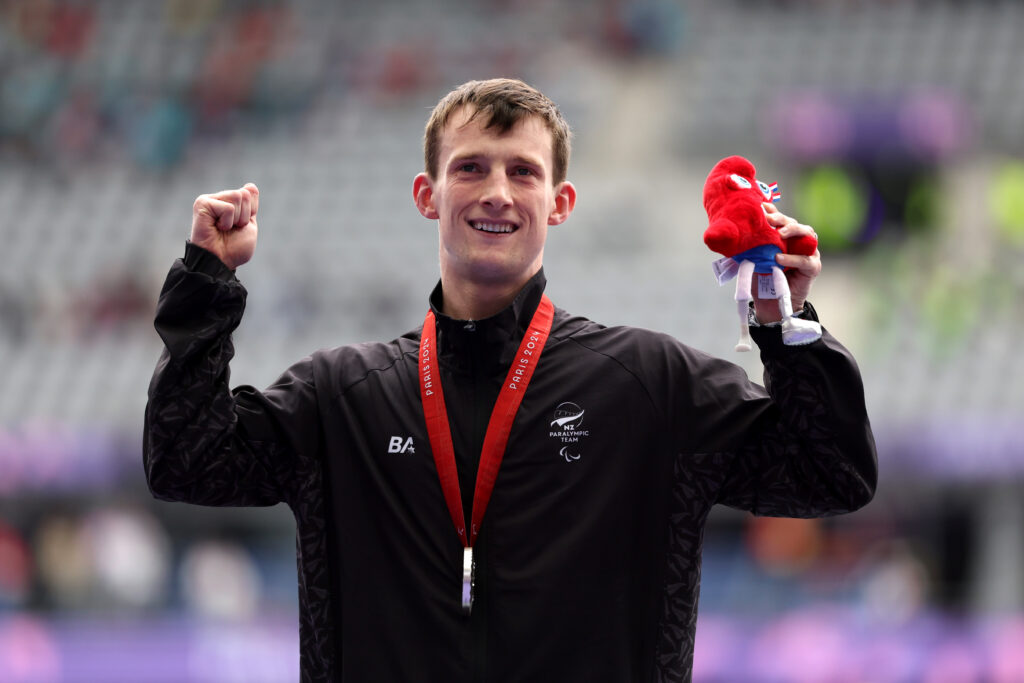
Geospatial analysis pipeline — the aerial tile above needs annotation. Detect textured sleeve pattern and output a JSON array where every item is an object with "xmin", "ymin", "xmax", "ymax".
[
  {"xmin": 715, "ymin": 321, "xmax": 877, "ymax": 517},
  {"xmin": 143, "ymin": 246, "xmax": 319, "ymax": 509},
  {"xmin": 143, "ymin": 248, "xmax": 336, "ymax": 680}
]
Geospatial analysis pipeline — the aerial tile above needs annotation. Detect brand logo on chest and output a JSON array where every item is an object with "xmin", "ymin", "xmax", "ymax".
[
  {"xmin": 387, "ymin": 436, "xmax": 416, "ymax": 454},
  {"xmin": 549, "ymin": 402, "xmax": 590, "ymax": 462}
]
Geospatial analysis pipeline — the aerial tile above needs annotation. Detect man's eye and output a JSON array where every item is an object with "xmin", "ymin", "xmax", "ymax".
[
  {"xmin": 514, "ymin": 167, "xmax": 534, "ymax": 176},
  {"xmin": 459, "ymin": 163, "xmax": 477, "ymax": 173}
]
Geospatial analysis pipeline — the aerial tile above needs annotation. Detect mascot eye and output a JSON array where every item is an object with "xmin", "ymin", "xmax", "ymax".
[
  {"xmin": 757, "ymin": 180, "xmax": 772, "ymax": 200},
  {"xmin": 730, "ymin": 174, "xmax": 752, "ymax": 189}
]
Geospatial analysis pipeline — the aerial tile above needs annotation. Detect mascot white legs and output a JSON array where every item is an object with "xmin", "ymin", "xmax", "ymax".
[{"xmin": 733, "ymin": 260, "xmax": 822, "ymax": 352}]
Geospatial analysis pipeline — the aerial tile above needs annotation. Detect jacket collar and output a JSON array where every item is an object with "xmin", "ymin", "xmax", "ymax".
[{"xmin": 428, "ymin": 269, "xmax": 548, "ymax": 373}]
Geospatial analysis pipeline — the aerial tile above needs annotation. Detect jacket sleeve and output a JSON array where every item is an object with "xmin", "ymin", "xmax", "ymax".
[
  {"xmin": 665, "ymin": 302, "xmax": 876, "ymax": 518},
  {"xmin": 143, "ymin": 243, "xmax": 321, "ymax": 508},
  {"xmin": 710, "ymin": 303, "xmax": 878, "ymax": 517}
]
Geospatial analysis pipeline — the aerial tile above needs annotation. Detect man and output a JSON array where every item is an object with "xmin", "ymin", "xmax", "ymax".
[{"xmin": 145, "ymin": 78, "xmax": 876, "ymax": 682}]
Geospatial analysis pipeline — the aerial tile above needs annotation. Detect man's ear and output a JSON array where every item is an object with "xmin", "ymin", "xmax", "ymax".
[
  {"xmin": 547, "ymin": 180, "xmax": 577, "ymax": 226},
  {"xmin": 413, "ymin": 173, "xmax": 439, "ymax": 220}
]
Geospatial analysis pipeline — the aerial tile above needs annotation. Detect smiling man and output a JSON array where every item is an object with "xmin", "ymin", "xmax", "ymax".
[
  {"xmin": 413, "ymin": 86, "xmax": 576, "ymax": 320},
  {"xmin": 145, "ymin": 78, "xmax": 877, "ymax": 682}
]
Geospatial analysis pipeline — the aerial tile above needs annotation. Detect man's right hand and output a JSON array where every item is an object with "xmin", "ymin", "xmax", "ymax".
[{"xmin": 190, "ymin": 183, "xmax": 260, "ymax": 270}]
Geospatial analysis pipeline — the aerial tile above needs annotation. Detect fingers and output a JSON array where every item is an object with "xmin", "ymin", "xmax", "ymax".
[
  {"xmin": 194, "ymin": 196, "xmax": 237, "ymax": 232},
  {"xmin": 244, "ymin": 182, "xmax": 259, "ymax": 218},
  {"xmin": 776, "ymin": 249, "xmax": 822, "ymax": 277},
  {"xmin": 763, "ymin": 204, "xmax": 818, "ymax": 241},
  {"xmin": 762, "ymin": 204, "xmax": 822, "ymax": 305},
  {"xmin": 238, "ymin": 189, "xmax": 251, "ymax": 229},
  {"xmin": 779, "ymin": 222, "xmax": 817, "ymax": 241},
  {"xmin": 194, "ymin": 184, "xmax": 259, "ymax": 232},
  {"xmin": 212, "ymin": 187, "xmax": 251, "ymax": 230}
]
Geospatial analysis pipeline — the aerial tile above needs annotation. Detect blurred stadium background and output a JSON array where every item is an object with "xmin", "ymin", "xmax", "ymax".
[{"xmin": 1, "ymin": 0, "xmax": 1023, "ymax": 681}]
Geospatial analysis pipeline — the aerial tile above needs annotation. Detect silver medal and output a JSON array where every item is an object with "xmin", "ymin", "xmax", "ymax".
[{"xmin": 462, "ymin": 547, "xmax": 475, "ymax": 614}]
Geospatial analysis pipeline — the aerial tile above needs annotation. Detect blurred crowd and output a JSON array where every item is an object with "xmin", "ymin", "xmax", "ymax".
[{"xmin": 0, "ymin": 0, "xmax": 685, "ymax": 170}]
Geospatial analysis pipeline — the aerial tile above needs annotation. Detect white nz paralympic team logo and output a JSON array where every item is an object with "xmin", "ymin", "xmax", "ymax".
[{"xmin": 549, "ymin": 402, "xmax": 589, "ymax": 462}]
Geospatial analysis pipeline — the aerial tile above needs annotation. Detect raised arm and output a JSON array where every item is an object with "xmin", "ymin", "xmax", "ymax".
[
  {"xmin": 143, "ymin": 186, "xmax": 320, "ymax": 508},
  {"xmin": 673, "ymin": 204, "xmax": 876, "ymax": 517},
  {"xmin": 714, "ymin": 312, "xmax": 877, "ymax": 517}
]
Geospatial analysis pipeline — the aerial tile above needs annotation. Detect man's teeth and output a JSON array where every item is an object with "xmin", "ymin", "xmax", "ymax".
[{"xmin": 472, "ymin": 222, "xmax": 515, "ymax": 233}]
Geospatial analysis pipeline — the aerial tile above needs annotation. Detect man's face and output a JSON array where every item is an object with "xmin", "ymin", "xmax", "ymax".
[{"xmin": 414, "ymin": 106, "xmax": 575, "ymax": 296}]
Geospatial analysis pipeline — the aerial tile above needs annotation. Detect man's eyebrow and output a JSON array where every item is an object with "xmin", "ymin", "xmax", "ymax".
[
  {"xmin": 509, "ymin": 155, "xmax": 544, "ymax": 169},
  {"xmin": 447, "ymin": 151, "xmax": 546, "ymax": 168}
]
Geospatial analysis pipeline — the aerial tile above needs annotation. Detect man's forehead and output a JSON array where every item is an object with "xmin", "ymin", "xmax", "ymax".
[{"xmin": 440, "ymin": 106, "xmax": 553, "ymax": 158}]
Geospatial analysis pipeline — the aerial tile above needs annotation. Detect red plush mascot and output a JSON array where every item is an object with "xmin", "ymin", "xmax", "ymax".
[{"xmin": 703, "ymin": 155, "xmax": 822, "ymax": 351}]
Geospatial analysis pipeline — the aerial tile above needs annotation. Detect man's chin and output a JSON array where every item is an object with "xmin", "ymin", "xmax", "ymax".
[{"xmin": 461, "ymin": 262, "xmax": 537, "ymax": 288}]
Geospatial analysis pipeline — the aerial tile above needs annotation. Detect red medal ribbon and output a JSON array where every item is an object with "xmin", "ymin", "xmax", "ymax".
[{"xmin": 419, "ymin": 295, "xmax": 555, "ymax": 548}]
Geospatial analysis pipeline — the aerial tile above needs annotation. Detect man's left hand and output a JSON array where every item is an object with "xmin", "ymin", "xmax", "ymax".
[{"xmin": 753, "ymin": 203, "xmax": 822, "ymax": 323}]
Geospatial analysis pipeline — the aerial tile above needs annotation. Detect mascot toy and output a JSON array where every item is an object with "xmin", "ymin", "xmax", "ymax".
[{"xmin": 702, "ymin": 155, "xmax": 822, "ymax": 351}]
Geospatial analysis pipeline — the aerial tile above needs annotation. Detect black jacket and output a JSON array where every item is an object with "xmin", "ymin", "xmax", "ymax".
[{"xmin": 145, "ymin": 244, "xmax": 877, "ymax": 682}]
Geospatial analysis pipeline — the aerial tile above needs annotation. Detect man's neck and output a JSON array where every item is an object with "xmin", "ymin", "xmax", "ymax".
[{"xmin": 439, "ymin": 273, "xmax": 534, "ymax": 321}]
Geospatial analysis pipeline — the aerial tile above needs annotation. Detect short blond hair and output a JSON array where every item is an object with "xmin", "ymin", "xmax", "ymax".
[{"xmin": 423, "ymin": 78, "xmax": 572, "ymax": 184}]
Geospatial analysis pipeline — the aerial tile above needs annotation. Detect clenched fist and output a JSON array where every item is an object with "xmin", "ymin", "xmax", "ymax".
[{"xmin": 190, "ymin": 183, "xmax": 260, "ymax": 270}]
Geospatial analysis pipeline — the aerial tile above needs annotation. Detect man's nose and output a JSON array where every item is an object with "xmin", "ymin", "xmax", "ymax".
[{"xmin": 480, "ymin": 171, "xmax": 513, "ymax": 208}]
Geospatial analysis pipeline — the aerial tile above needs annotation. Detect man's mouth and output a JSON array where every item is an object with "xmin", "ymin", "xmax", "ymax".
[{"xmin": 470, "ymin": 220, "xmax": 518, "ymax": 234}]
